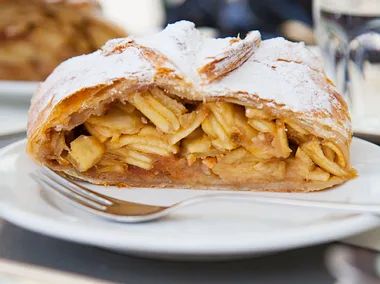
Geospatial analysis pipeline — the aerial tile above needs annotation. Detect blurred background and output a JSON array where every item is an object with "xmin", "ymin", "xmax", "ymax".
[{"xmin": 100, "ymin": 0, "xmax": 315, "ymax": 43}]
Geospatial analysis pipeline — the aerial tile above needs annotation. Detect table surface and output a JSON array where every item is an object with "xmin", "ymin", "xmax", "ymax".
[{"xmin": 0, "ymin": 133, "xmax": 335, "ymax": 283}]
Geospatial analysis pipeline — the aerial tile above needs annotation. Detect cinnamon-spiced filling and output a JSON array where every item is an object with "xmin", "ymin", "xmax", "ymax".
[{"xmin": 51, "ymin": 88, "xmax": 354, "ymax": 184}]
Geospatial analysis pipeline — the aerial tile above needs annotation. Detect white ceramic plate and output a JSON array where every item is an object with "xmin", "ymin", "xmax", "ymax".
[
  {"xmin": 353, "ymin": 123, "xmax": 380, "ymax": 144},
  {"xmin": 0, "ymin": 139, "xmax": 380, "ymax": 260},
  {"xmin": 0, "ymin": 102, "xmax": 28, "ymax": 136},
  {"xmin": 0, "ymin": 80, "xmax": 39, "ymax": 101},
  {"xmin": 0, "ymin": 80, "xmax": 36, "ymax": 135}
]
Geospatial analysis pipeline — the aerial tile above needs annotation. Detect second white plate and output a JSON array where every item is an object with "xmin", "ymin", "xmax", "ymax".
[
  {"xmin": 0, "ymin": 138, "xmax": 380, "ymax": 260},
  {"xmin": 0, "ymin": 80, "xmax": 37, "ymax": 135},
  {"xmin": 0, "ymin": 103, "xmax": 28, "ymax": 136},
  {"xmin": 0, "ymin": 80, "xmax": 39, "ymax": 101}
]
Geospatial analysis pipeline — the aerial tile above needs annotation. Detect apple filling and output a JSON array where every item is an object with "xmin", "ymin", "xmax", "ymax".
[{"xmin": 53, "ymin": 88, "xmax": 354, "ymax": 185}]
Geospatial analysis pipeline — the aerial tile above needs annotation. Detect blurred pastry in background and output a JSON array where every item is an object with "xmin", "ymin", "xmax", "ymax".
[{"xmin": 0, "ymin": 0, "xmax": 126, "ymax": 81}]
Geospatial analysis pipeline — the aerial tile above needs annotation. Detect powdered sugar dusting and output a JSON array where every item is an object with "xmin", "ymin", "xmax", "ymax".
[
  {"xmin": 206, "ymin": 60, "xmax": 332, "ymax": 112},
  {"xmin": 136, "ymin": 21, "xmax": 260, "ymax": 83},
  {"xmin": 136, "ymin": 21, "xmax": 202, "ymax": 83},
  {"xmin": 36, "ymin": 45, "xmax": 154, "ymax": 112},
  {"xmin": 204, "ymin": 52, "xmax": 349, "ymax": 133},
  {"xmin": 31, "ymin": 20, "xmax": 350, "ymax": 139},
  {"xmin": 133, "ymin": 21, "xmax": 335, "ymax": 115},
  {"xmin": 252, "ymin": 37, "xmax": 324, "ymax": 72}
]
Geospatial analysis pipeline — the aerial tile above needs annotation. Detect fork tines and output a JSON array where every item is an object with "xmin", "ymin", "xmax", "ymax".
[{"xmin": 31, "ymin": 167, "xmax": 112, "ymax": 211}]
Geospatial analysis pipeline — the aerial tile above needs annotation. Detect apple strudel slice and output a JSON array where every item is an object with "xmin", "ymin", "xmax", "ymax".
[{"xmin": 27, "ymin": 21, "xmax": 356, "ymax": 192}]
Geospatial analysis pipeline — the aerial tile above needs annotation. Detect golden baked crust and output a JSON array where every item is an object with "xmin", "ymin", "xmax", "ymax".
[
  {"xmin": 0, "ymin": 0, "xmax": 125, "ymax": 81},
  {"xmin": 27, "ymin": 21, "xmax": 355, "ymax": 192}
]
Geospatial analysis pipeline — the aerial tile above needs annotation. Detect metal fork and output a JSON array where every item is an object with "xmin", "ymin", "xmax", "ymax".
[{"xmin": 31, "ymin": 167, "xmax": 380, "ymax": 223}]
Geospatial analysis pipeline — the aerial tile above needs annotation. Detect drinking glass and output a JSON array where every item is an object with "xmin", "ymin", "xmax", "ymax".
[{"xmin": 313, "ymin": 0, "xmax": 380, "ymax": 131}]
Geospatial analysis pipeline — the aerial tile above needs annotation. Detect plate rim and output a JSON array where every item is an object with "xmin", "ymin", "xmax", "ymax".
[
  {"xmin": 0, "ymin": 139, "xmax": 380, "ymax": 257},
  {"xmin": 0, "ymin": 80, "xmax": 39, "ymax": 101},
  {"xmin": 0, "ymin": 125, "xmax": 26, "ymax": 137},
  {"xmin": 0, "ymin": 104, "xmax": 28, "ymax": 136},
  {"xmin": 1, "ymin": 201, "xmax": 378, "ymax": 256}
]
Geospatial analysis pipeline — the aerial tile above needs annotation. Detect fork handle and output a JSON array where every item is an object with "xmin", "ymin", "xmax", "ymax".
[{"xmin": 170, "ymin": 193, "xmax": 380, "ymax": 215}]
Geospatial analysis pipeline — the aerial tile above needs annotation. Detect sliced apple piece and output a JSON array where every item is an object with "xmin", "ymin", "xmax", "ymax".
[{"xmin": 69, "ymin": 135, "xmax": 105, "ymax": 172}]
